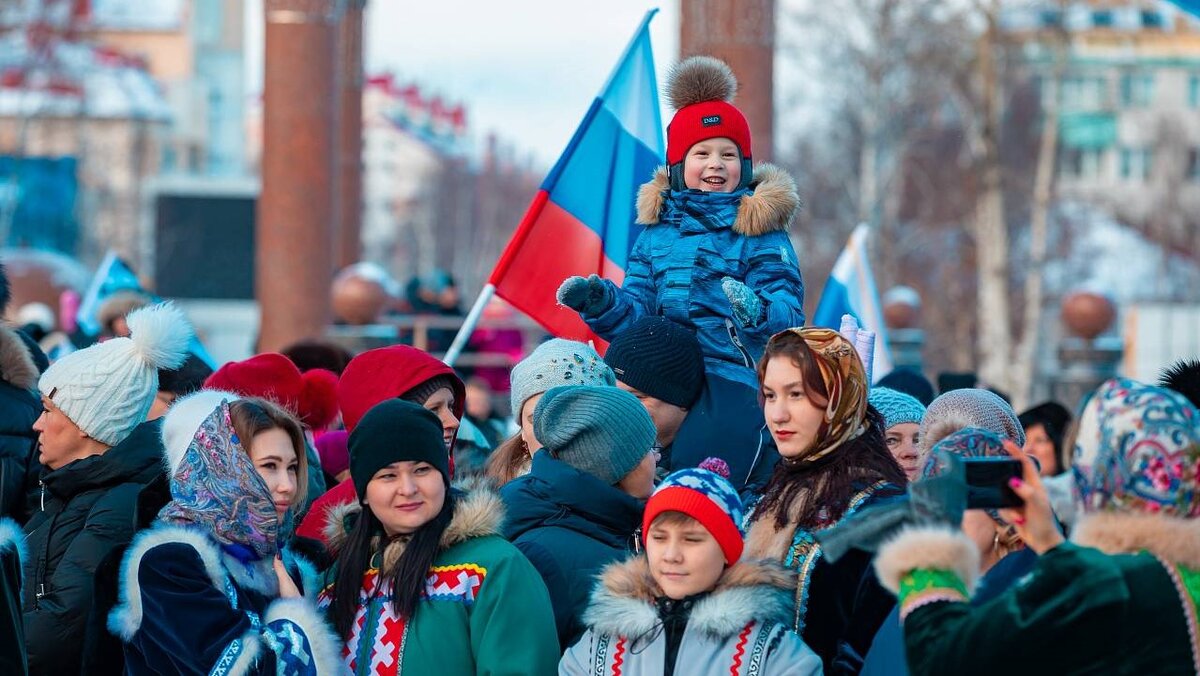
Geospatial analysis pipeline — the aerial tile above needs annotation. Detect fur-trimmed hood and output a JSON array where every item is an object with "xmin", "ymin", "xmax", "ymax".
[
  {"xmin": 1072, "ymin": 512, "xmax": 1200, "ymax": 569},
  {"xmin": 582, "ymin": 555, "xmax": 796, "ymax": 640},
  {"xmin": 324, "ymin": 485, "xmax": 506, "ymax": 567},
  {"xmin": 635, "ymin": 164, "xmax": 801, "ymax": 236},
  {"xmin": 0, "ymin": 325, "xmax": 39, "ymax": 390}
]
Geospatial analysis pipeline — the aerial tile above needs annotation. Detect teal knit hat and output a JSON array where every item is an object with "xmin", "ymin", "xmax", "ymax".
[
  {"xmin": 869, "ymin": 387, "xmax": 926, "ymax": 431},
  {"xmin": 510, "ymin": 339, "xmax": 615, "ymax": 416},
  {"xmin": 533, "ymin": 385, "xmax": 655, "ymax": 485}
]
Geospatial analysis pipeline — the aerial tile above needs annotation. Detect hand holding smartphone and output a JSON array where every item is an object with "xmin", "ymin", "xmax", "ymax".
[{"xmin": 963, "ymin": 457, "xmax": 1024, "ymax": 509}]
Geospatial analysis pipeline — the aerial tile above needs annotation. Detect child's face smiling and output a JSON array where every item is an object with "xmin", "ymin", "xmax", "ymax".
[{"xmin": 682, "ymin": 137, "xmax": 741, "ymax": 192}]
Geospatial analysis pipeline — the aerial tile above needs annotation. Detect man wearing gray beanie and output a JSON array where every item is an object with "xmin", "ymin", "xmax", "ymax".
[{"xmin": 500, "ymin": 385, "xmax": 656, "ymax": 650}]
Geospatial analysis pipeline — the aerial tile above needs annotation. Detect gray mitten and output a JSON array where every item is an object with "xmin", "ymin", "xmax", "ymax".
[
  {"xmin": 556, "ymin": 274, "xmax": 614, "ymax": 315},
  {"xmin": 722, "ymin": 277, "xmax": 764, "ymax": 328}
]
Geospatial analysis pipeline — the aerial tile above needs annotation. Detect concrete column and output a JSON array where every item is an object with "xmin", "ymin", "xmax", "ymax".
[
  {"xmin": 680, "ymin": 0, "xmax": 776, "ymax": 162},
  {"xmin": 335, "ymin": 0, "xmax": 365, "ymax": 269},
  {"xmin": 258, "ymin": 0, "xmax": 339, "ymax": 351}
]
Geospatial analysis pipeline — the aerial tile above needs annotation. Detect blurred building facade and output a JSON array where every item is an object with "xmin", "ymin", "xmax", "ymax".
[{"xmin": 1006, "ymin": 0, "xmax": 1200, "ymax": 257}]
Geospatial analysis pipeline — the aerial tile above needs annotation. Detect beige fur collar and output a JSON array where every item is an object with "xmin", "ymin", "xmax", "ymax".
[
  {"xmin": 1071, "ymin": 512, "xmax": 1200, "ymax": 569},
  {"xmin": 0, "ymin": 326, "xmax": 39, "ymax": 391},
  {"xmin": 595, "ymin": 554, "xmax": 795, "ymax": 603},
  {"xmin": 323, "ymin": 486, "xmax": 505, "ymax": 560},
  {"xmin": 635, "ymin": 163, "xmax": 800, "ymax": 236}
]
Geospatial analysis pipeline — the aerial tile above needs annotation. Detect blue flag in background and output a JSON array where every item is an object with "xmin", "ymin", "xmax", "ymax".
[{"xmin": 812, "ymin": 225, "xmax": 894, "ymax": 382}]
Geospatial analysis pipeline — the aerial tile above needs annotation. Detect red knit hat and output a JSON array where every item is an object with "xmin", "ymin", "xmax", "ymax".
[
  {"xmin": 665, "ymin": 56, "xmax": 752, "ymax": 169},
  {"xmin": 204, "ymin": 353, "xmax": 339, "ymax": 430},
  {"xmin": 641, "ymin": 461, "xmax": 746, "ymax": 566}
]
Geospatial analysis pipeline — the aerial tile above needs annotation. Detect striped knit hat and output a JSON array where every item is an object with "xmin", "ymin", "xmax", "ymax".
[{"xmin": 643, "ymin": 466, "xmax": 746, "ymax": 565}]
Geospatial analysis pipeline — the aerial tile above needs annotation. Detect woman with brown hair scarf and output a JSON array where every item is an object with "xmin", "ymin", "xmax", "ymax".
[{"xmin": 745, "ymin": 327, "xmax": 907, "ymax": 675}]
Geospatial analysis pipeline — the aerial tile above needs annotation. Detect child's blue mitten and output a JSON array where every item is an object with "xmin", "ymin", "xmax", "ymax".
[
  {"xmin": 722, "ymin": 277, "xmax": 764, "ymax": 328},
  {"xmin": 557, "ymin": 274, "xmax": 614, "ymax": 315}
]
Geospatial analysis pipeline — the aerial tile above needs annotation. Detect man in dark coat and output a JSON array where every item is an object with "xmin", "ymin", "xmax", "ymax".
[
  {"xmin": 22, "ymin": 302, "xmax": 191, "ymax": 674},
  {"xmin": 501, "ymin": 386, "xmax": 657, "ymax": 650}
]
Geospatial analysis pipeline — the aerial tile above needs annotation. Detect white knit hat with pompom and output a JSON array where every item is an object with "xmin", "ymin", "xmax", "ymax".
[{"xmin": 39, "ymin": 302, "xmax": 193, "ymax": 446}]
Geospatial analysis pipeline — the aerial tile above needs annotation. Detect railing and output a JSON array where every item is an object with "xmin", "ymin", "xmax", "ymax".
[{"xmin": 323, "ymin": 313, "xmax": 549, "ymax": 367}]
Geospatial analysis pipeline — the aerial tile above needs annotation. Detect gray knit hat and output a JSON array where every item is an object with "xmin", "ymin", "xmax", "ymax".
[
  {"xmin": 532, "ymin": 385, "xmax": 655, "ymax": 485},
  {"xmin": 868, "ymin": 387, "xmax": 926, "ymax": 431},
  {"xmin": 918, "ymin": 388, "xmax": 1025, "ymax": 464},
  {"xmin": 509, "ymin": 339, "xmax": 615, "ymax": 416}
]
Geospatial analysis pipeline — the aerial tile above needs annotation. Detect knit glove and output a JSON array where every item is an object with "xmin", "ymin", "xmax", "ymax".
[
  {"xmin": 556, "ymin": 274, "xmax": 614, "ymax": 316},
  {"xmin": 722, "ymin": 277, "xmax": 765, "ymax": 328},
  {"xmin": 839, "ymin": 314, "xmax": 876, "ymax": 384}
]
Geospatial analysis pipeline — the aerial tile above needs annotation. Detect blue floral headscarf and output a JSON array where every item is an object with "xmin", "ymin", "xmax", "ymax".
[
  {"xmin": 1073, "ymin": 378, "xmax": 1200, "ymax": 518},
  {"xmin": 158, "ymin": 402, "xmax": 280, "ymax": 560}
]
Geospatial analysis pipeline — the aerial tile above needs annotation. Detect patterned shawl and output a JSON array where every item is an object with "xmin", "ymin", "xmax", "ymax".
[
  {"xmin": 1073, "ymin": 378, "xmax": 1200, "ymax": 518},
  {"xmin": 158, "ymin": 402, "xmax": 280, "ymax": 559}
]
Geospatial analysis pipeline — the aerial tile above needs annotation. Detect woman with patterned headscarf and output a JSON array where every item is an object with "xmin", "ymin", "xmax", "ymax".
[
  {"xmin": 745, "ymin": 327, "xmax": 907, "ymax": 674},
  {"xmin": 874, "ymin": 378, "xmax": 1200, "ymax": 675}
]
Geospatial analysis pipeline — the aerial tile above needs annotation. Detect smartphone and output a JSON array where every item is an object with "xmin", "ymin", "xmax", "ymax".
[{"xmin": 962, "ymin": 457, "xmax": 1023, "ymax": 509}]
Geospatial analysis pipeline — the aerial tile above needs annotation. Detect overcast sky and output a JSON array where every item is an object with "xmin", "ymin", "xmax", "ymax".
[{"xmin": 245, "ymin": 1, "xmax": 680, "ymax": 168}]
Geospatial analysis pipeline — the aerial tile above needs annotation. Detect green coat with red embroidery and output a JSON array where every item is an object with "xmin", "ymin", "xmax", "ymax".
[{"xmin": 320, "ymin": 489, "xmax": 560, "ymax": 676}]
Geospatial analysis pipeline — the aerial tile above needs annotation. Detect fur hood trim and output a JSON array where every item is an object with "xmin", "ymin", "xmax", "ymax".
[
  {"xmin": 0, "ymin": 518, "xmax": 26, "ymax": 598},
  {"xmin": 635, "ymin": 164, "xmax": 801, "ymax": 236},
  {"xmin": 325, "ymin": 485, "xmax": 506, "ymax": 558},
  {"xmin": 108, "ymin": 525, "xmax": 277, "ymax": 640},
  {"xmin": 582, "ymin": 556, "xmax": 796, "ymax": 640},
  {"xmin": 874, "ymin": 526, "xmax": 981, "ymax": 596},
  {"xmin": 1072, "ymin": 512, "xmax": 1200, "ymax": 569},
  {"xmin": 0, "ymin": 325, "xmax": 39, "ymax": 390}
]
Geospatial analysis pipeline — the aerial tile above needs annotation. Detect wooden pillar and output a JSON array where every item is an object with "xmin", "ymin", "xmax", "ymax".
[
  {"xmin": 680, "ymin": 0, "xmax": 776, "ymax": 162},
  {"xmin": 258, "ymin": 0, "xmax": 339, "ymax": 351}
]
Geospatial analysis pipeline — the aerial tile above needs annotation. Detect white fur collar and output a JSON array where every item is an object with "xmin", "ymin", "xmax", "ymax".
[{"xmin": 1071, "ymin": 512, "xmax": 1200, "ymax": 569}]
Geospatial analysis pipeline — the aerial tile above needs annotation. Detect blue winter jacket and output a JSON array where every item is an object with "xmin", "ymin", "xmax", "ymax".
[
  {"xmin": 499, "ymin": 453, "xmax": 643, "ymax": 652},
  {"xmin": 584, "ymin": 164, "xmax": 806, "ymax": 389}
]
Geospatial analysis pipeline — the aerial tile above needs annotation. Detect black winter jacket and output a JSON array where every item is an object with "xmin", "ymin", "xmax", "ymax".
[
  {"xmin": 21, "ymin": 419, "xmax": 168, "ymax": 675},
  {"xmin": 0, "ymin": 326, "xmax": 42, "ymax": 523},
  {"xmin": 500, "ymin": 453, "xmax": 644, "ymax": 650}
]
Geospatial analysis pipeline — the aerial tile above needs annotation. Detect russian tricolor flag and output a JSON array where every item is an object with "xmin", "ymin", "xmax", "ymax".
[
  {"xmin": 486, "ymin": 10, "xmax": 664, "ymax": 347},
  {"xmin": 812, "ymin": 225, "xmax": 894, "ymax": 382}
]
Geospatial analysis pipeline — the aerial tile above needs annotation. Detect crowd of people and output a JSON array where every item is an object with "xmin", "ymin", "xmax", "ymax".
[{"xmin": 0, "ymin": 54, "xmax": 1195, "ymax": 676}]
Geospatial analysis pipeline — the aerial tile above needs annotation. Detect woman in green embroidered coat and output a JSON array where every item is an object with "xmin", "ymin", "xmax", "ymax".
[
  {"xmin": 875, "ymin": 378, "xmax": 1200, "ymax": 676},
  {"xmin": 319, "ymin": 399, "xmax": 559, "ymax": 676},
  {"xmin": 744, "ymin": 328, "xmax": 907, "ymax": 675}
]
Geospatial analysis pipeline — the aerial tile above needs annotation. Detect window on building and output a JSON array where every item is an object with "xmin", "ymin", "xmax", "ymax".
[
  {"xmin": 1093, "ymin": 10, "xmax": 1114, "ymax": 27},
  {"xmin": 1119, "ymin": 147, "xmax": 1152, "ymax": 180},
  {"xmin": 1142, "ymin": 10, "xmax": 1164, "ymax": 29},
  {"xmin": 1062, "ymin": 75, "xmax": 1107, "ymax": 110},
  {"xmin": 1040, "ymin": 9, "xmax": 1062, "ymax": 27},
  {"xmin": 1190, "ymin": 75, "xmax": 1200, "ymax": 108},
  {"xmin": 1188, "ymin": 149, "xmax": 1200, "ymax": 180},
  {"xmin": 1120, "ymin": 73, "xmax": 1154, "ymax": 107},
  {"xmin": 1062, "ymin": 148, "xmax": 1105, "ymax": 179}
]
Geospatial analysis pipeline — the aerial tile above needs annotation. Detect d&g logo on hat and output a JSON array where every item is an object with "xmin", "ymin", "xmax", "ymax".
[{"xmin": 701, "ymin": 115, "xmax": 721, "ymax": 127}]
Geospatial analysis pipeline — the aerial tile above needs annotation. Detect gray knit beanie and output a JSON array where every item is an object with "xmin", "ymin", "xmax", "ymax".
[
  {"xmin": 918, "ymin": 388, "xmax": 1025, "ymax": 463},
  {"xmin": 509, "ymin": 339, "xmax": 615, "ymax": 416},
  {"xmin": 532, "ymin": 385, "xmax": 655, "ymax": 485},
  {"xmin": 868, "ymin": 387, "xmax": 926, "ymax": 431}
]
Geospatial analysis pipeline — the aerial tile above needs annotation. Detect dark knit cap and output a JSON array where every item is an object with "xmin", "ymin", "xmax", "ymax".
[
  {"xmin": 158, "ymin": 353, "xmax": 214, "ymax": 397},
  {"xmin": 402, "ymin": 374, "xmax": 459, "ymax": 408},
  {"xmin": 604, "ymin": 317, "xmax": 704, "ymax": 408},
  {"xmin": 349, "ymin": 399, "xmax": 448, "ymax": 498},
  {"xmin": 877, "ymin": 367, "xmax": 936, "ymax": 407}
]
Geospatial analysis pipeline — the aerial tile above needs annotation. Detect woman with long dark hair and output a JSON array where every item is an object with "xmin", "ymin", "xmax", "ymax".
[
  {"xmin": 744, "ymin": 327, "xmax": 907, "ymax": 675},
  {"xmin": 320, "ymin": 399, "xmax": 559, "ymax": 675}
]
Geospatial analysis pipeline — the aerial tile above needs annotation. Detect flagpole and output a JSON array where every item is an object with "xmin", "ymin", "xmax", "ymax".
[{"xmin": 443, "ymin": 283, "xmax": 495, "ymax": 367}]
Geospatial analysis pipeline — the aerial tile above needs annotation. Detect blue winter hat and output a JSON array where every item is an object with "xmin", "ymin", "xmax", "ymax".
[
  {"xmin": 533, "ymin": 385, "xmax": 654, "ymax": 485},
  {"xmin": 869, "ymin": 387, "xmax": 927, "ymax": 431},
  {"xmin": 510, "ymin": 339, "xmax": 615, "ymax": 416},
  {"xmin": 644, "ymin": 467, "xmax": 746, "ymax": 564}
]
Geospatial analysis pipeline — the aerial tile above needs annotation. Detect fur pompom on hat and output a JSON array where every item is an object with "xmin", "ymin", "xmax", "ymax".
[
  {"xmin": 204, "ymin": 353, "xmax": 339, "ymax": 430},
  {"xmin": 665, "ymin": 56, "xmax": 752, "ymax": 169},
  {"xmin": 39, "ymin": 302, "xmax": 193, "ymax": 446}
]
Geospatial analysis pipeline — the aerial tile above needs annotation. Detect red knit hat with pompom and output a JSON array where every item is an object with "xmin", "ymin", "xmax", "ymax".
[
  {"xmin": 665, "ymin": 56, "xmax": 752, "ymax": 169},
  {"xmin": 205, "ymin": 353, "xmax": 339, "ymax": 430}
]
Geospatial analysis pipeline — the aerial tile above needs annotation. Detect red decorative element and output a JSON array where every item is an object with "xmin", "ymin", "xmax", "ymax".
[
  {"xmin": 729, "ymin": 624, "xmax": 753, "ymax": 675},
  {"xmin": 611, "ymin": 637, "xmax": 627, "ymax": 676}
]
